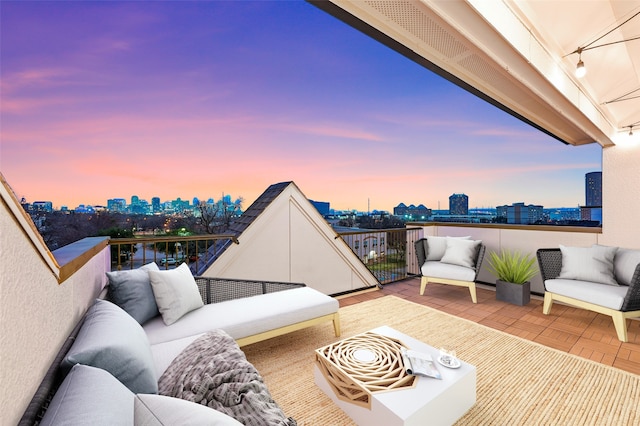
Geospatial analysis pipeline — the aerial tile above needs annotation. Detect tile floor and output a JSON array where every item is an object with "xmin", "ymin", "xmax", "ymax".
[{"xmin": 338, "ymin": 277, "xmax": 640, "ymax": 375}]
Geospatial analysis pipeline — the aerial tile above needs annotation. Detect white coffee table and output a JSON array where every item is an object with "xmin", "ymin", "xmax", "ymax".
[{"xmin": 314, "ymin": 326, "xmax": 476, "ymax": 426}]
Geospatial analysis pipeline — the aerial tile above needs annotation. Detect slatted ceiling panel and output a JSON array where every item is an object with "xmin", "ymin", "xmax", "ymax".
[
  {"xmin": 367, "ymin": 0, "xmax": 468, "ymax": 60},
  {"xmin": 350, "ymin": 1, "xmax": 592, "ymax": 144},
  {"xmin": 362, "ymin": 1, "xmax": 581, "ymax": 142}
]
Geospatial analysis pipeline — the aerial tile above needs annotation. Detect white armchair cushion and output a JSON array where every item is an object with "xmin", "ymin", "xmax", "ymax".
[
  {"xmin": 425, "ymin": 236, "xmax": 470, "ymax": 261},
  {"xmin": 558, "ymin": 245, "xmax": 618, "ymax": 286},
  {"xmin": 149, "ymin": 263, "xmax": 204, "ymax": 325},
  {"xmin": 440, "ymin": 238, "xmax": 481, "ymax": 268},
  {"xmin": 421, "ymin": 261, "xmax": 476, "ymax": 282},
  {"xmin": 545, "ymin": 278, "xmax": 628, "ymax": 310}
]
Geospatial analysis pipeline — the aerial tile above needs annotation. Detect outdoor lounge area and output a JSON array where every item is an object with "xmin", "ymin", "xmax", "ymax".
[{"xmin": 3, "ymin": 0, "xmax": 640, "ymax": 424}]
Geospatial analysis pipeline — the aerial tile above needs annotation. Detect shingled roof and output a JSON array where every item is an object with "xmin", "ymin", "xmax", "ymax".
[{"xmin": 228, "ymin": 181, "xmax": 293, "ymax": 236}]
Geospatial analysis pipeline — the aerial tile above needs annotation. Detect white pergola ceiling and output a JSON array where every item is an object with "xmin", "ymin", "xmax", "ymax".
[{"xmin": 312, "ymin": 0, "xmax": 640, "ymax": 147}]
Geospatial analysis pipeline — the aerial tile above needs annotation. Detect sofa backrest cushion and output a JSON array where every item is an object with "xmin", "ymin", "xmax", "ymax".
[
  {"xmin": 135, "ymin": 394, "xmax": 243, "ymax": 425},
  {"xmin": 558, "ymin": 245, "xmax": 618, "ymax": 286},
  {"xmin": 148, "ymin": 262, "xmax": 204, "ymax": 325},
  {"xmin": 425, "ymin": 236, "xmax": 471, "ymax": 261},
  {"xmin": 62, "ymin": 299, "xmax": 158, "ymax": 394},
  {"xmin": 613, "ymin": 248, "xmax": 640, "ymax": 286},
  {"xmin": 107, "ymin": 262, "xmax": 160, "ymax": 325},
  {"xmin": 39, "ymin": 364, "xmax": 134, "ymax": 426}
]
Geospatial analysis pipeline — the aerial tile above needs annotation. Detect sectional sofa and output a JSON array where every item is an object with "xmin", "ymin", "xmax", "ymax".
[{"xmin": 20, "ymin": 262, "xmax": 341, "ymax": 425}]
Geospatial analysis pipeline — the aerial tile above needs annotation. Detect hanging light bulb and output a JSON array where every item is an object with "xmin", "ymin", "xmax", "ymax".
[{"xmin": 575, "ymin": 48, "xmax": 586, "ymax": 78}]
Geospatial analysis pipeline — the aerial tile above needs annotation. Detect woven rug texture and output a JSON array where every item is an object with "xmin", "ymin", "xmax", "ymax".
[{"xmin": 242, "ymin": 296, "xmax": 640, "ymax": 426}]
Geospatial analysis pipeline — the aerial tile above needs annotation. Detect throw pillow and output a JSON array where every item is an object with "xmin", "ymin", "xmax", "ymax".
[
  {"xmin": 39, "ymin": 364, "xmax": 134, "ymax": 426},
  {"xmin": 612, "ymin": 247, "xmax": 640, "ymax": 286},
  {"xmin": 62, "ymin": 299, "xmax": 158, "ymax": 394},
  {"xmin": 134, "ymin": 394, "xmax": 243, "ymax": 425},
  {"xmin": 440, "ymin": 238, "xmax": 481, "ymax": 268},
  {"xmin": 558, "ymin": 245, "xmax": 618, "ymax": 286},
  {"xmin": 106, "ymin": 262, "xmax": 160, "ymax": 325},
  {"xmin": 148, "ymin": 262, "xmax": 204, "ymax": 326},
  {"xmin": 425, "ymin": 236, "xmax": 471, "ymax": 261}
]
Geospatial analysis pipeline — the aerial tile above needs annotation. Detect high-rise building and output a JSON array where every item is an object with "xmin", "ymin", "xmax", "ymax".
[
  {"xmin": 585, "ymin": 172, "xmax": 602, "ymax": 207},
  {"xmin": 152, "ymin": 197, "xmax": 160, "ymax": 213},
  {"xmin": 582, "ymin": 171, "xmax": 602, "ymax": 224},
  {"xmin": 449, "ymin": 194, "xmax": 468, "ymax": 215}
]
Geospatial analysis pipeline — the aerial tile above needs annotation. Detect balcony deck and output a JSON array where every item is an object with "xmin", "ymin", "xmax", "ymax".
[{"xmin": 339, "ymin": 278, "xmax": 640, "ymax": 375}]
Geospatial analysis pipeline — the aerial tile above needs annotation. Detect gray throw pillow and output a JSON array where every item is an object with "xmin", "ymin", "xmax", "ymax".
[
  {"xmin": 558, "ymin": 244, "xmax": 618, "ymax": 286},
  {"xmin": 40, "ymin": 364, "xmax": 134, "ymax": 426},
  {"xmin": 148, "ymin": 262, "xmax": 204, "ymax": 326},
  {"xmin": 134, "ymin": 394, "xmax": 243, "ymax": 425},
  {"xmin": 62, "ymin": 299, "xmax": 158, "ymax": 394},
  {"xmin": 107, "ymin": 262, "xmax": 160, "ymax": 324}
]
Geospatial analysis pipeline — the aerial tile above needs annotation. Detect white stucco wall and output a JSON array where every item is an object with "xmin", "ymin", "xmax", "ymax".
[
  {"xmin": 0, "ymin": 201, "xmax": 109, "ymax": 424},
  {"xmin": 600, "ymin": 142, "xmax": 640, "ymax": 249}
]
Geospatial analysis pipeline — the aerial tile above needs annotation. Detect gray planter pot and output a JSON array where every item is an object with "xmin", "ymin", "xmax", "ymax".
[{"xmin": 496, "ymin": 280, "xmax": 530, "ymax": 306}]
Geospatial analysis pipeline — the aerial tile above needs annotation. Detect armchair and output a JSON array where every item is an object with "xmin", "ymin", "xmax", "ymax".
[{"xmin": 415, "ymin": 237, "xmax": 485, "ymax": 303}]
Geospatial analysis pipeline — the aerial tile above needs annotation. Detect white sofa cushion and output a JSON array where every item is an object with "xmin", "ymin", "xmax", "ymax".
[
  {"xmin": 558, "ymin": 245, "xmax": 618, "ymax": 286},
  {"xmin": 143, "ymin": 286, "xmax": 338, "ymax": 346},
  {"xmin": 425, "ymin": 236, "xmax": 470, "ymax": 261},
  {"xmin": 148, "ymin": 263, "xmax": 204, "ymax": 325},
  {"xmin": 135, "ymin": 394, "xmax": 243, "ymax": 425},
  {"xmin": 614, "ymin": 248, "xmax": 640, "ymax": 286},
  {"xmin": 421, "ymin": 261, "xmax": 476, "ymax": 282},
  {"xmin": 545, "ymin": 278, "xmax": 628, "ymax": 310},
  {"xmin": 40, "ymin": 364, "xmax": 134, "ymax": 426},
  {"xmin": 149, "ymin": 334, "xmax": 203, "ymax": 379},
  {"xmin": 440, "ymin": 238, "xmax": 481, "ymax": 268}
]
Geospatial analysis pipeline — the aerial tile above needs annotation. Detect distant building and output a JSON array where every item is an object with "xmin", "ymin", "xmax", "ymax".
[
  {"xmin": 497, "ymin": 202, "xmax": 544, "ymax": 224},
  {"xmin": 585, "ymin": 171, "xmax": 602, "ymax": 207},
  {"xmin": 31, "ymin": 201, "xmax": 53, "ymax": 212},
  {"xmin": 309, "ymin": 200, "xmax": 330, "ymax": 216},
  {"xmin": 108, "ymin": 198, "xmax": 127, "ymax": 212},
  {"xmin": 582, "ymin": 171, "xmax": 602, "ymax": 224},
  {"xmin": 152, "ymin": 197, "xmax": 161, "ymax": 213},
  {"xmin": 449, "ymin": 194, "xmax": 468, "ymax": 215},
  {"xmin": 393, "ymin": 203, "xmax": 431, "ymax": 219}
]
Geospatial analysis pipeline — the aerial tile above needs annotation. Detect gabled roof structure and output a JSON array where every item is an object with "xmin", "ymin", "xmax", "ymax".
[{"xmin": 203, "ymin": 181, "xmax": 380, "ymax": 295}]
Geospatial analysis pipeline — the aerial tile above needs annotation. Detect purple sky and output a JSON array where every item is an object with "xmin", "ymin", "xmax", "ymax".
[{"xmin": 0, "ymin": 1, "xmax": 601, "ymax": 212}]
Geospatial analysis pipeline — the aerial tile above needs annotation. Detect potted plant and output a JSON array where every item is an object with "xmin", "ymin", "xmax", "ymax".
[{"xmin": 486, "ymin": 250, "xmax": 538, "ymax": 306}]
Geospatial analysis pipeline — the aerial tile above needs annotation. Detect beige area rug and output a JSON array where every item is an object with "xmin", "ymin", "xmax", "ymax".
[{"xmin": 242, "ymin": 296, "xmax": 640, "ymax": 426}]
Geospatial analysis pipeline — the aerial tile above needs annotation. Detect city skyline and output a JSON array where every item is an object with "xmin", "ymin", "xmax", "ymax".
[{"xmin": 1, "ymin": 1, "xmax": 602, "ymax": 212}]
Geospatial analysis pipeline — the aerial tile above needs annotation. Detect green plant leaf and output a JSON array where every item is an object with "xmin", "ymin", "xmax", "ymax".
[{"xmin": 485, "ymin": 250, "xmax": 538, "ymax": 284}]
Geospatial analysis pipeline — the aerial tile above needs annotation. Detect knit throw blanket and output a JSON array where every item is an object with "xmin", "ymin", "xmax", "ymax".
[{"xmin": 158, "ymin": 330, "xmax": 296, "ymax": 426}]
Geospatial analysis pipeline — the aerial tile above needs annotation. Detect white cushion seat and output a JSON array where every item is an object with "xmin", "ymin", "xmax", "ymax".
[
  {"xmin": 144, "ymin": 287, "xmax": 338, "ymax": 346},
  {"xmin": 421, "ymin": 261, "xmax": 477, "ymax": 282},
  {"xmin": 544, "ymin": 278, "xmax": 628, "ymax": 310}
]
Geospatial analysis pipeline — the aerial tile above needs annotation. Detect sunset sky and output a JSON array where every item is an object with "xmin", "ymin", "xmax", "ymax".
[{"xmin": 0, "ymin": 1, "xmax": 602, "ymax": 212}]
